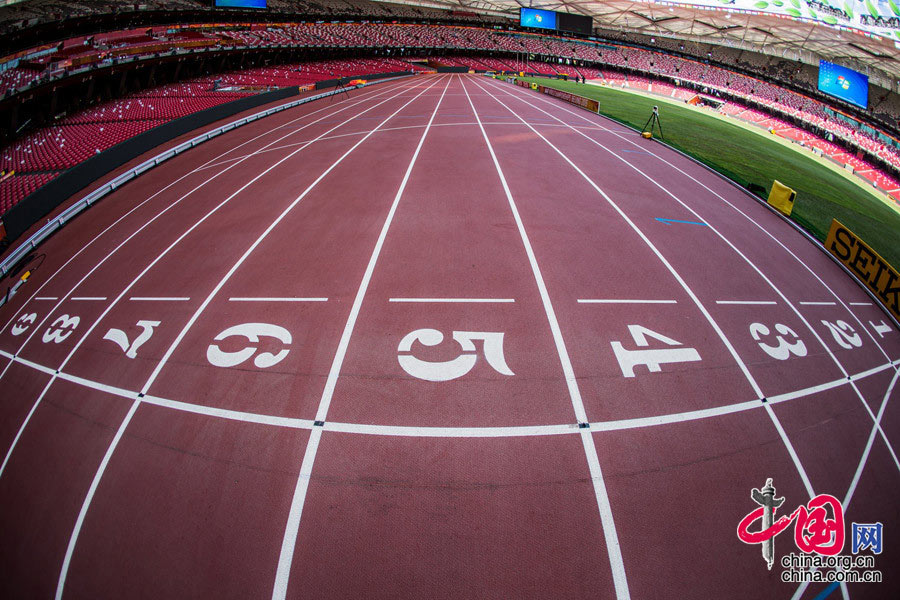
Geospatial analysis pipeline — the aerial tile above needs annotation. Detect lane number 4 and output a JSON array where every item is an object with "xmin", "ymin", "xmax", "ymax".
[{"xmin": 610, "ymin": 325, "xmax": 701, "ymax": 378}]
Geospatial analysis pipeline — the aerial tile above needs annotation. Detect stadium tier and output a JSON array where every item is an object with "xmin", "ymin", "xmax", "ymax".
[
  {"xmin": 1, "ymin": 4, "xmax": 900, "ymax": 598},
  {"xmin": 2, "ymin": 10, "xmax": 900, "ymax": 214}
]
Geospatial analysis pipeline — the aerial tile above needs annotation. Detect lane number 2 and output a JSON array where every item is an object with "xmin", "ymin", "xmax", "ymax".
[{"xmin": 821, "ymin": 320, "xmax": 862, "ymax": 350}]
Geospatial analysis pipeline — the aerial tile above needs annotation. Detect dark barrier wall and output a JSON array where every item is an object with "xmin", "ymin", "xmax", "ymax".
[
  {"xmin": 314, "ymin": 70, "xmax": 412, "ymax": 90},
  {"xmin": 435, "ymin": 66, "xmax": 468, "ymax": 73},
  {"xmin": 1, "ymin": 86, "xmax": 301, "ymax": 242}
]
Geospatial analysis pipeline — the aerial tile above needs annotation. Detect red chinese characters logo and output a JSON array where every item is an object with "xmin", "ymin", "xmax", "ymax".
[{"xmin": 737, "ymin": 479, "xmax": 844, "ymax": 569}]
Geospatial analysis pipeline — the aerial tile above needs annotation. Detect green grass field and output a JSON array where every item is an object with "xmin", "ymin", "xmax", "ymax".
[{"xmin": 512, "ymin": 76, "xmax": 900, "ymax": 268}]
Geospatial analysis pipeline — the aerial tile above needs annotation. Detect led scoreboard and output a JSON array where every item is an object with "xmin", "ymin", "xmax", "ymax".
[
  {"xmin": 519, "ymin": 8, "xmax": 592, "ymax": 35},
  {"xmin": 214, "ymin": 0, "xmax": 267, "ymax": 8},
  {"xmin": 818, "ymin": 61, "xmax": 868, "ymax": 110}
]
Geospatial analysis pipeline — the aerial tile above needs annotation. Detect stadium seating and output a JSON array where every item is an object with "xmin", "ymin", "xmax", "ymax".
[
  {"xmin": 0, "ymin": 56, "xmax": 422, "ymax": 212},
  {"xmin": 4, "ymin": 14, "xmax": 900, "ymax": 212}
]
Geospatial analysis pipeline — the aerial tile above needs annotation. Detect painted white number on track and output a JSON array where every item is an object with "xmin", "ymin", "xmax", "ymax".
[
  {"xmin": 11, "ymin": 312, "xmax": 36, "ymax": 336},
  {"xmin": 821, "ymin": 320, "xmax": 862, "ymax": 350},
  {"xmin": 206, "ymin": 323, "xmax": 291, "ymax": 369},
  {"xmin": 42, "ymin": 314, "xmax": 80, "ymax": 344},
  {"xmin": 870, "ymin": 320, "xmax": 892, "ymax": 338},
  {"xmin": 610, "ymin": 325, "xmax": 701, "ymax": 378},
  {"xmin": 749, "ymin": 322, "xmax": 807, "ymax": 360},
  {"xmin": 397, "ymin": 329, "xmax": 514, "ymax": 382},
  {"xmin": 103, "ymin": 320, "xmax": 161, "ymax": 359}
]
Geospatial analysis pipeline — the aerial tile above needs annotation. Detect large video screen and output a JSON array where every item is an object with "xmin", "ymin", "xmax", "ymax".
[
  {"xmin": 557, "ymin": 12, "xmax": 592, "ymax": 35},
  {"xmin": 214, "ymin": 0, "xmax": 267, "ymax": 8},
  {"xmin": 818, "ymin": 60, "xmax": 868, "ymax": 109},
  {"xmin": 520, "ymin": 8, "xmax": 556, "ymax": 31}
]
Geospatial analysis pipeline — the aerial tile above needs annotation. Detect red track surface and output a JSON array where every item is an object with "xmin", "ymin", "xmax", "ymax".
[{"xmin": 0, "ymin": 74, "xmax": 897, "ymax": 599}]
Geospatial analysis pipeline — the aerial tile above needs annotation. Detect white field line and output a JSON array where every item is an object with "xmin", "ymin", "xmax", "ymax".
[
  {"xmin": 0, "ymin": 352, "xmax": 894, "ymax": 439},
  {"xmin": 0, "ymin": 78, "xmax": 418, "ymax": 388},
  {"xmin": 0, "ymin": 78, "xmax": 414, "ymax": 340},
  {"xmin": 388, "ymin": 297, "xmax": 515, "ymax": 303},
  {"xmin": 272, "ymin": 75, "xmax": 451, "ymax": 600},
  {"xmin": 463, "ymin": 76, "xmax": 631, "ymax": 600},
  {"xmin": 49, "ymin": 77, "xmax": 444, "ymax": 599},
  {"xmin": 485, "ymin": 75, "xmax": 900, "ymax": 475},
  {"xmin": 471, "ymin": 76, "xmax": 817, "ymax": 501},
  {"xmin": 488, "ymin": 77, "xmax": 899, "ymax": 371}
]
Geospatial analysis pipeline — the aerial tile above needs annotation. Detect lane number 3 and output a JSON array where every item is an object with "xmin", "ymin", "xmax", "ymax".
[{"xmin": 749, "ymin": 322, "xmax": 807, "ymax": 360}]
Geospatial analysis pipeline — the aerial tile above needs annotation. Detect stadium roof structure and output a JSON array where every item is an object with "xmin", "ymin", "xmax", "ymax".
[{"xmin": 387, "ymin": 0, "xmax": 900, "ymax": 84}]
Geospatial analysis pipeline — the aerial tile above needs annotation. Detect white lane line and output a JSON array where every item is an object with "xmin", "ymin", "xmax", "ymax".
[
  {"xmin": 488, "ymin": 77, "xmax": 900, "ymax": 372},
  {"xmin": 53, "ymin": 77, "xmax": 440, "ymax": 600},
  {"xmin": 2, "ymin": 80, "xmax": 423, "ymax": 484},
  {"xmin": 496, "ymin": 82, "xmax": 900, "ymax": 474},
  {"xmin": 57, "ymin": 368, "xmax": 317, "ymax": 429},
  {"xmin": 2, "ymin": 348, "xmax": 894, "ymax": 439},
  {"xmin": 843, "ymin": 367, "xmax": 899, "ymax": 511},
  {"xmin": 462, "ymin": 77, "xmax": 631, "ymax": 600},
  {"xmin": 0, "ymin": 351, "xmax": 56, "ymax": 376},
  {"xmin": 850, "ymin": 361, "xmax": 896, "ymax": 381},
  {"xmin": 0, "ymin": 79, "xmax": 411, "ymax": 342},
  {"xmin": 228, "ymin": 297, "xmax": 328, "ymax": 302},
  {"xmin": 129, "ymin": 296, "xmax": 191, "ymax": 302},
  {"xmin": 472, "ymin": 76, "xmax": 817, "ymax": 501},
  {"xmin": 56, "ymin": 400, "xmax": 140, "ymax": 600},
  {"xmin": 715, "ymin": 300, "xmax": 777, "ymax": 305},
  {"xmin": 474, "ymin": 76, "xmax": 848, "ymax": 498},
  {"xmin": 577, "ymin": 299, "xmax": 676, "ymax": 304},
  {"xmin": 799, "ymin": 301, "xmax": 837, "ymax": 306},
  {"xmin": 147, "ymin": 394, "xmax": 315, "ymax": 430},
  {"xmin": 766, "ymin": 377, "xmax": 847, "ymax": 404},
  {"xmin": 34, "ymin": 297, "xmax": 58, "ymax": 301},
  {"xmin": 590, "ymin": 400, "xmax": 762, "ymax": 431},
  {"xmin": 324, "ymin": 421, "xmax": 576, "ymax": 437},
  {"xmin": 0, "ymin": 79, "xmax": 416, "ymax": 390},
  {"xmin": 850, "ymin": 302, "xmax": 873, "ymax": 306},
  {"xmin": 388, "ymin": 297, "xmax": 514, "ymax": 303},
  {"xmin": 69, "ymin": 297, "xmax": 106, "ymax": 301},
  {"xmin": 550, "ymin": 82, "xmax": 900, "ymax": 474},
  {"xmin": 274, "ymin": 75, "xmax": 451, "ymax": 600}
]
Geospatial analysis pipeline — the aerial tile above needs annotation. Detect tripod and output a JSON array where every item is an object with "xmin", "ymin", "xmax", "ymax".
[
  {"xmin": 331, "ymin": 81, "xmax": 351, "ymax": 101},
  {"xmin": 641, "ymin": 106, "xmax": 664, "ymax": 140}
]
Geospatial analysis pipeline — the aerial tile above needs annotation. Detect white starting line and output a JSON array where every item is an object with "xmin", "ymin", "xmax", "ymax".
[
  {"xmin": 577, "ymin": 299, "xmax": 677, "ymax": 304},
  {"xmin": 388, "ymin": 297, "xmax": 515, "ymax": 303},
  {"xmin": 228, "ymin": 297, "xmax": 328, "ymax": 302},
  {"xmin": 129, "ymin": 297, "xmax": 191, "ymax": 302},
  {"xmin": 0, "ymin": 306, "xmax": 897, "ymax": 441},
  {"xmin": 715, "ymin": 300, "xmax": 778, "ymax": 305}
]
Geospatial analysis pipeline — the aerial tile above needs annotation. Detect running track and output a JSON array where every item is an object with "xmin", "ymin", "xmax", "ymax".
[{"xmin": 0, "ymin": 74, "xmax": 897, "ymax": 599}]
